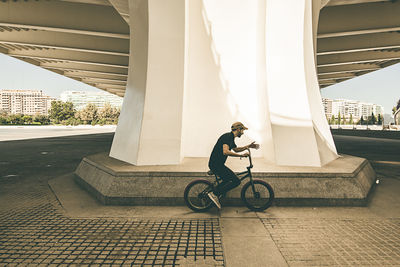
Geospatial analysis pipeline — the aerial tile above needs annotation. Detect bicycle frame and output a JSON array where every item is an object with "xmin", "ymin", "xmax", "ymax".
[{"xmin": 214, "ymin": 148, "xmax": 255, "ymax": 185}]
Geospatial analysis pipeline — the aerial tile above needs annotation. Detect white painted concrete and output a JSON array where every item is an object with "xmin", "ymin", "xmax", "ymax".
[
  {"xmin": 182, "ymin": 0, "xmax": 264, "ymax": 158},
  {"xmin": 110, "ymin": 0, "xmax": 149, "ymax": 165},
  {"xmin": 111, "ymin": 0, "xmax": 186, "ymax": 165},
  {"xmin": 111, "ymin": 0, "xmax": 338, "ymax": 167},
  {"xmin": 265, "ymin": 0, "xmax": 338, "ymax": 166}
]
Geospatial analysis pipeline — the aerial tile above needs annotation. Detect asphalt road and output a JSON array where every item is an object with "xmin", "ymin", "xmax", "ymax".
[
  {"xmin": 333, "ymin": 135, "xmax": 400, "ymax": 162},
  {"xmin": 0, "ymin": 132, "xmax": 399, "ymax": 181},
  {"xmin": 333, "ymin": 135, "xmax": 400, "ymax": 179},
  {"xmin": 0, "ymin": 133, "xmax": 115, "ymax": 182}
]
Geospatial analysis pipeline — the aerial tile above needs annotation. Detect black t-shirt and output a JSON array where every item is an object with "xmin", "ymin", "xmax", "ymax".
[{"xmin": 209, "ymin": 132, "xmax": 237, "ymax": 168}]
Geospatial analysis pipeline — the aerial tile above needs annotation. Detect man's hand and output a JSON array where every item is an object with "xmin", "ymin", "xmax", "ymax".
[
  {"xmin": 241, "ymin": 152, "xmax": 250, "ymax": 158},
  {"xmin": 248, "ymin": 141, "xmax": 260, "ymax": 150}
]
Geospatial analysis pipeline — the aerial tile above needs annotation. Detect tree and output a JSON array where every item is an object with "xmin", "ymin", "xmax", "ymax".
[
  {"xmin": 49, "ymin": 101, "xmax": 75, "ymax": 123},
  {"xmin": 377, "ymin": 114, "xmax": 382, "ymax": 125},
  {"xmin": 21, "ymin": 115, "xmax": 33, "ymax": 124},
  {"xmin": 0, "ymin": 114, "xmax": 7, "ymax": 125},
  {"xmin": 7, "ymin": 114, "xmax": 23, "ymax": 125},
  {"xmin": 338, "ymin": 112, "xmax": 341, "ymax": 125},
  {"xmin": 97, "ymin": 103, "xmax": 120, "ymax": 125},
  {"xmin": 349, "ymin": 114, "xmax": 353, "ymax": 125},
  {"xmin": 370, "ymin": 112, "xmax": 377, "ymax": 125},
  {"xmin": 360, "ymin": 116, "xmax": 364, "ymax": 125},
  {"xmin": 76, "ymin": 103, "xmax": 98, "ymax": 124},
  {"xmin": 330, "ymin": 115, "xmax": 335, "ymax": 125},
  {"xmin": 97, "ymin": 103, "xmax": 113, "ymax": 124},
  {"xmin": 392, "ymin": 98, "xmax": 400, "ymax": 114},
  {"xmin": 33, "ymin": 115, "xmax": 51, "ymax": 125},
  {"xmin": 328, "ymin": 116, "xmax": 332, "ymax": 125}
]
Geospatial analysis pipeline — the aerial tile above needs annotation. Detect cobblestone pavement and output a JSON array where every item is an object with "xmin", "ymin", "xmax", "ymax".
[
  {"xmin": 0, "ymin": 178, "xmax": 224, "ymax": 266},
  {"xmin": 1, "ymin": 133, "xmax": 400, "ymax": 266},
  {"xmin": 262, "ymin": 218, "xmax": 400, "ymax": 266}
]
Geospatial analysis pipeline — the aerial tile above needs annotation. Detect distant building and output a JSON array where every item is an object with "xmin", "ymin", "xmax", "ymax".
[
  {"xmin": 0, "ymin": 89, "xmax": 56, "ymax": 115},
  {"xmin": 322, "ymin": 98, "xmax": 384, "ymax": 120},
  {"xmin": 395, "ymin": 109, "xmax": 400, "ymax": 125},
  {"xmin": 60, "ymin": 91, "xmax": 123, "ymax": 110},
  {"xmin": 322, "ymin": 98, "xmax": 333, "ymax": 118}
]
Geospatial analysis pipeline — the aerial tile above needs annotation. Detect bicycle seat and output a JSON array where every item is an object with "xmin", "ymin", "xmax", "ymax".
[{"xmin": 207, "ymin": 170, "xmax": 214, "ymax": 176}]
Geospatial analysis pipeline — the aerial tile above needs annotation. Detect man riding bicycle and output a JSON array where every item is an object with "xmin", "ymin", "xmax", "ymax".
[{"xmin": 207, "ymin": 122, "xmax": 259, "ymax": 209}]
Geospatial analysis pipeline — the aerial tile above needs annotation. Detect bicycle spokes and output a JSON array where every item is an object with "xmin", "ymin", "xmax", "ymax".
[
  {"xmin": 247, "ymin": 184, "xmax": 269, "ymax": 199},
  {"xmin": 242, "ymin": 181, "xmax": 274, "ymax": 211},
  {"xmin": 185, "ymin": 180, "xmax": 213, "ymax": 211}
]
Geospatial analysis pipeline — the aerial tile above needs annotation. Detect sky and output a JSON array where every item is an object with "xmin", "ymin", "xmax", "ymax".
[
  {"xmin": 0, "ymin": 53, "xmax": 399, "ymax": 114},
  {"xmin": 0, "ymin": 54, "xmax": 102, "ymax": 98},
  {"xmin": 320, "ymin": 62, "xmax": 400, "ymax": 115}
]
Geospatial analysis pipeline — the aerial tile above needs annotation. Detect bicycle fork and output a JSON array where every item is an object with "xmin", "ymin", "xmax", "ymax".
[{"xmin": 248, "ymin": 167, "xmax": 260, "ymax": 199}]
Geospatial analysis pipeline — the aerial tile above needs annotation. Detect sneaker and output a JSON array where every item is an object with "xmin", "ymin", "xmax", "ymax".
[{"xmin": 207, "ymin": 192, "xmax": 221, "ymax": 209}]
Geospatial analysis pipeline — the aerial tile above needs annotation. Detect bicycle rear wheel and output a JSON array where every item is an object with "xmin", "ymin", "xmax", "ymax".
[
  {"xmin": 241, "ymin": 180, "xmax": 274, "ymax": 211},
  {"xmin": 184, "ymin": 179, "xmax": 213, "ymax": 212}
]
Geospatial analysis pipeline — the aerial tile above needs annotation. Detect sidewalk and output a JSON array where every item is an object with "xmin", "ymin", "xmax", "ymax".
[
  {"xmin": 1, "ymin": 132, "xmax": 399, "ymax": 266},
  {"xmin": 0, "ymin": 125, "xmax": 116, "ymax": 141}
]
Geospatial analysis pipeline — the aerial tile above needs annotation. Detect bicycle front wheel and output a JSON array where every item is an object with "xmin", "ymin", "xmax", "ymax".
[
  {"xmin": 184, "ymin": 179, "xmax": 213, "ymax": 212},
  {"xmin": 241, "ymin": 180, "xmax": 274, "ymax": 212}
]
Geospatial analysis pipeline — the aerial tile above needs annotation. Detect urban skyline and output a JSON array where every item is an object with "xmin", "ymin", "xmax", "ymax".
[
  {"xmin": 0, "ymin": 89, "xmax": 390, "ymax": 125},
  {"xmin": 0, "ymin": 89, "xmax": 123, "ymax": 116},
  {"xmin": 322, "ymin": 98, "xmax": 384, "ymax": 119}
]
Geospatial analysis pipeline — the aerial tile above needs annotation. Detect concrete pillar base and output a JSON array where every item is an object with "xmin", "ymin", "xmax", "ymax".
[{"xmin": 75, "ymin": 153, "xmax": 377, "ymax": 206}]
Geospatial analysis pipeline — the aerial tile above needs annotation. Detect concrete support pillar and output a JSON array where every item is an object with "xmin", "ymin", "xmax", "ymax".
[
  {"xmin": 265, "ymin": 0, "xmax": 337, "ymax": 166},
  {"xmin": 110, "ymin": 0, "xmax": 186, "ymax": 165},
  {"xmin": 182, "ymin": 0, "xmax": 267, "ymax": 159},
  {"xmin": 111, "ymin": 0, "xmax": 338, "ymax": 167}
]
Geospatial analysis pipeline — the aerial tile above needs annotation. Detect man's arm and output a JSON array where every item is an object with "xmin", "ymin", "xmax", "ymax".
[
  {"xmin": 233, "ymin": 141, "xmax": 259, "ymax": 153},
  {"xmin": 223, "ymin": 144, "xmax": 249, "ymax": 158}
]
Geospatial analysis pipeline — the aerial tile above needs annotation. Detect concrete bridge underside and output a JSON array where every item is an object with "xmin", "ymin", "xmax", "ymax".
[{"xmin": 1, "ymin": 0, "xmax": 400, "ymax": 95}]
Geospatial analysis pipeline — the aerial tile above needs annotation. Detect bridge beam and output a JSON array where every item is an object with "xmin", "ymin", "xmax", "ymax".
[
  {"xmin": 0, "ymin": 30, "xmax": 129, "ymax": 56},
  {"xmin": 319, "ymin": 1, "xmax": 400, "ymax": 38},
  {"xmin": 0, "ymin": 1, "xmax": 129, "ymax": 38}
]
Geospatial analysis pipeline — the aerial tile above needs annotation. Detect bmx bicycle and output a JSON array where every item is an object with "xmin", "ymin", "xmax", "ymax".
[{"xmin": 184, "ymin": 149, "xmax": 274, "ymax": 212}]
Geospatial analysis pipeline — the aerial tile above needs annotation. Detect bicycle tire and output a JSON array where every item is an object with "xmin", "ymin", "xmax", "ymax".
[
  {"xmin": 241, "ymin": 180, "xmax": 274, "ymax": 211},
  {"xmin": 184, "ymin": 179, "xmax": 214, "ymax": 212}
]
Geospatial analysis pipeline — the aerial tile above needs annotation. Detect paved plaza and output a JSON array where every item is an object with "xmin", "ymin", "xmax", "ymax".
[{"xmin": 0, "ymin": 130, "xmax": 400, "ymax": 266}]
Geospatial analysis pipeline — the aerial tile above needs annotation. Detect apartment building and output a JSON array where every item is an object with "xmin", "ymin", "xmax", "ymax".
[
  {"xmin": 0, "ymin": 90, "xmax": 56, "ymax": 115},
  {"xmin": 322, "ymin": 98, "xmax": 384, "ymax": 119},
  {"xmin": 60, "ymin": 91, "xmax": 122, "ymax": 110}
]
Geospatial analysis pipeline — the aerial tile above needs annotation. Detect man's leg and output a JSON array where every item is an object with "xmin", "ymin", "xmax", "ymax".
[{"xmin": 213, "ymin": 165, "xmax": 241, "ymax": 196}]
